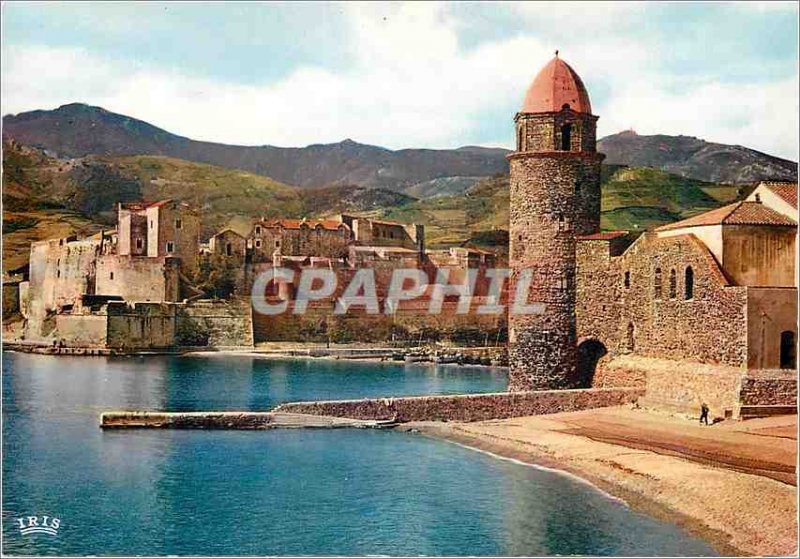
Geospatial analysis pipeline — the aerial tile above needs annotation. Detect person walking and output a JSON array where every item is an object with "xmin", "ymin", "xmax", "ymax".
[{"xmin": 699, "ymin": 402, "xmax": 710, "ymax": 426}]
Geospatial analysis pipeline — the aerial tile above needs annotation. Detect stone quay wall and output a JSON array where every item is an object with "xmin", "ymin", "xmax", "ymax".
[
  {"xmin": 274, "ymin": 387, "xmax": 643, "ymax": 423},
  {"xmin": 176, "ymin": 299, "xmax": 254, "ymax": 347}
]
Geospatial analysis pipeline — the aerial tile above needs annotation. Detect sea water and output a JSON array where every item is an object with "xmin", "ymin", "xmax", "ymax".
[{"xmin": 2, "ymin": 352, "xmax": 717, "ymax": 556}]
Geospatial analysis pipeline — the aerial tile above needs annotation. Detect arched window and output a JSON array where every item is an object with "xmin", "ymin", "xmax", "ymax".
[
  {"xmin": 518, "ymin": 126, "xmax": 525, "ymax": 151},
  {"xmin": 780, "ymin": 331, "xmax": 796, "ymax": 369},
  {"xmin": 560, "ymin": 124, "xmax": 572, "ymax": 151},
  {"xmin": 654, "ymin": 268, "xmax": 662, "ymax": 299},
  {"xmin": 684, "ymin": 266, "xmax": 694, "ymax": 300},
  {"xmin": 669, "ymin": 269, "xmax": 677, "ymax": 299},
  {"xmin": 623, "ymin": 271, "xmax": 630, "ymax": 289}
]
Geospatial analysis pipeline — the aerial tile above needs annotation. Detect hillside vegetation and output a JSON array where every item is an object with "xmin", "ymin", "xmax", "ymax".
[{"xmin": 3, "ymin": 138, "xmax": 751, "ymax": 270}]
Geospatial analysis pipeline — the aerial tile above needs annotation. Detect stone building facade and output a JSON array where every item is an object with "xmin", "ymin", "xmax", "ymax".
[
  {"xmin": 508, "ymin": 54, "xmax": 604, "ymax": 391},
  {"xmin": 248, "ymin": 218, "xmax": 352, "ymax": 262}
]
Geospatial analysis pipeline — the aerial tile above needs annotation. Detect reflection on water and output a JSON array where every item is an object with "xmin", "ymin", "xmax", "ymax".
[{"xmin": 2, "ymin": 352, "xmax": 717, "ymax": 556}]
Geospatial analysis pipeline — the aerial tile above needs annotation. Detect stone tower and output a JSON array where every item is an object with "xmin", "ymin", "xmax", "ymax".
[{"xmin": 507, "ymin": 54, "xmax": 604, "ymax": 391}]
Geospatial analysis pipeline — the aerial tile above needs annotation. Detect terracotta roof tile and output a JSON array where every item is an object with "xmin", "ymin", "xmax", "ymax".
[
  {"xmin": 522, "ymin": 55, "xmax": 592, "ymax": 114},
  {"xmin": 577, "ymin": 231, "xmax": 628, "ymax": 241},
  {"xmin": 762, "ymin": 181, "xmax": 798, "ymax": 209},
  {"xmin": 657, "ymin": 201, "xmax": 796, "ymax": 231},
  {"xmin": 259, "ymin": 218, "xmax": 348, "ymax": 231}
]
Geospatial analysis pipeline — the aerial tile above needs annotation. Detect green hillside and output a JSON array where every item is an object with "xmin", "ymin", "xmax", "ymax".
[
  {"xmin": 3, "ymin": 139, "xmax": 747, "ymax": 270},
  {"xmin": 107, "ymin": 155, "xmax": 304, "ymax": 231},
  {"xmin": 380, "ymin": 166, "xmax": 742, "ymax": 248}
]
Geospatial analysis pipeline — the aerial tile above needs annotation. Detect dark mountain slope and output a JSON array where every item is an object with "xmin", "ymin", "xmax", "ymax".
[
  {"xmin": 3, "ymin": 104, "xmax": 509, "ymax": 191},
  {"xmin": 598, "ymin": 130, "xmax": 796, "ymax": 185}
]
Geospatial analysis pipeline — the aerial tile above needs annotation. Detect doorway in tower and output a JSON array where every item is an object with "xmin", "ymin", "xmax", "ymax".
[{"xmin": 575, "ymin": 338, "xmax": 608, "ymax": 387}]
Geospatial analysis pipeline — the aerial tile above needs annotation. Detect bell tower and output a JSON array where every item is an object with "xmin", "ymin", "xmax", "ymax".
[{"xmin": 507, "ymin": 53, "xmax": 604, "ymax": 391}]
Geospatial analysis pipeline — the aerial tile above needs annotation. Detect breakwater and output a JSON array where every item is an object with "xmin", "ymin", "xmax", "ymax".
[
  {"xmin": 274, "ymin": 387, "xmax": 643, "ymax": 422},
  {"xmin": 100, "ymin": 411, "xmax": 397, "ymax": 429}
]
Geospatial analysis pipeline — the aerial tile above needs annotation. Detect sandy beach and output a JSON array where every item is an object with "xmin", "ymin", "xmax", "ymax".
[{"xmin": 409, "ymin": 407, "xmax": 798, "ymax": 557}]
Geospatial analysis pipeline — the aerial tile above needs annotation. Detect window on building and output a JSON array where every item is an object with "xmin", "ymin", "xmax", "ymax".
[
  {"xmin": 518, "ymin": 126, "xmax": 525, "ymax": 151},
  {"xmin": 557, "ymin": 214, "xmax": 570, "ymax": 232},
  {"xmin": 150, "ymin": 220, "xmax": 154, "ymax": 229},
  {"xmin": 255, "ymin": 225, "xmax": 262, "ymax": 235},
  {"xmin": 624, "ymin": 271, "xmax": 630, "ymax": 289},
  {"xmin": 557, "ymin": 275, "xmax": 568, "ymax": 290},
  {"xmin": 226, "ymin": 243, "xmax": 232, "ymax": 257},
  {"xmin": 626, "ymin": 322, "xmax": 635, "ymax": 352},
  {"xmin": 780, "ymin": 331, "xmax": 796, "ymax": 369},
  {"xmin": 136, "ymin": 238, "xmax": 143, "ymax": 250},
  {"xmin": 275, "ymin": 240, "xmax": 280, "ymax": 248},
  {"xmin": 166, "ymin": 241, "xmax": 175, "ymax": 254},
  {"xmin": 560, "ymin": 124, "xmax": 572, "ymax": 151},
  {"xmin": 669, "ymin": 269, "xmax": 677, "ymax": 299},
  {"xmin": 684, "ymin": 266, "xmax": 694, "ymax": 300},
  {"xmin": 175, "ymin": 218, "xmax": 182, "ymax": 230},
  {"xmin": 255, "ymin": 239, "xmax": 262, "ymax": 248},
  {"xmin": 654, "ymin": 268, "xmax": 662, "ymax": 299},
  {"xmin": 110, "ymin": 272, "xmax": 114, "ymax": 280}
]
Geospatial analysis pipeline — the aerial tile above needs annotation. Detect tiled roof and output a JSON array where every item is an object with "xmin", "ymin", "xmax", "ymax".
[
  {"xmin": 259, "ymin": 218, "xmax": 347, "ymax": 231},
  {"xmin": 147, "ymin": 199, "xmax": 173, "ymax": 208},
  {"xmin": 762, "ymin": 181, "xmax": 798, "ymax": 209},
  {"xmin": 577, "ymin": 231, "xmax": 628, "ymax": 241},
  {"xmin": 657, "ymin": 201, "xmax": 796, "ymax": 231}
]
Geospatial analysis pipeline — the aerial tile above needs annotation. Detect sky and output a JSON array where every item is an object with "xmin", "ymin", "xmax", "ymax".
[{"xmin": 2, "ymin": 1, "xmax": 798, "ymax": 159}]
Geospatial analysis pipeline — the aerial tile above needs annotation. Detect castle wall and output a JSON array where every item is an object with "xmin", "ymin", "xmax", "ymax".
[
  {"xmin": 95, "ymin": 255, "xmax": 180, "ymax": 302},
  {"xmin": 252, "ymin": 299, "xmax": 505, "ymax": 344},
  {"xmin": 54, "ymin": 314, "xmax": 108, "ymax": 348},
  {"xmin": 176, "ymin": 299, "xmax": 254, "ymax": 347},
  {"xmin": 106, "ymin": 302, "xmax": 176, "ymax": 350}
]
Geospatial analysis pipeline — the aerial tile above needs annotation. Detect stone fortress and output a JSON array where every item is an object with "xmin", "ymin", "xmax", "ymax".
[
  {"xmin": 508, "ymin": 54, "xmax": 797, "ymax": 419},
  {"xmin": 4, "ymin": 54, "xmax": 796, "ymax": 421}
]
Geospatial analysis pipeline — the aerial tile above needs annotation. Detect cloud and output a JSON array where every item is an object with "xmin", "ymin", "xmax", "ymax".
[{"xmin": 2, "ymin": 3, "xmax": 797, "ymax": 160}]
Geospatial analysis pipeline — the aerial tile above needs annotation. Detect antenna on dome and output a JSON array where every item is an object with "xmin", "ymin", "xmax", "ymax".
[{"xmin": 555, "ymin": 49, "xmax": 559, "ymax": 57}]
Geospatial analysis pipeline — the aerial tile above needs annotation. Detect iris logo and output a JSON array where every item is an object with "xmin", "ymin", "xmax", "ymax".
[{"xmin": 16, "ymin": 515, "xmax": 61, "ymax": 537}]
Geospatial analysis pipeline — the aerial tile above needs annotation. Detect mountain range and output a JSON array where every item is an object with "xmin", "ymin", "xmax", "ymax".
[
  {"xmin": 4, "ymin": 103, "xmax": 796, "ymax": 192},
  {"xmin": 2, "ymin": 103, "xmax": 796, "ymax": 270}
]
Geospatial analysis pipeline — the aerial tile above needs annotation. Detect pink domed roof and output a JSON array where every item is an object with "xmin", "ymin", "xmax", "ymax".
[{"xmin": 521, "ymin": 54, "xmax": 592, "ymax": 114}]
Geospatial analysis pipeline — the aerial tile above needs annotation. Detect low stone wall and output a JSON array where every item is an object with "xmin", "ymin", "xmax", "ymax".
[
  {"xmin": 101, "ymin": 411, "xmax": 275, "ymax": 429},
  {"xmin": 620, "ymin": 355, "xmax": 746, "ymax": 418},
  {"xmin": 274, "ymin": 387, "xmax": 643, "ymax": 423},
  {"xmin": 740, "ymin": 374, "xmax": 797, "ymax": 406}
]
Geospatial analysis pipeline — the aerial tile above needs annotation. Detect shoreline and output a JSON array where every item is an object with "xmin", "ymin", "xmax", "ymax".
[
  {"xmin": 3, "ymin": 344, "xmax": 509, "ymax": 369},
  {"xmin": 407, "ymin": 417, "xmax": 796, "ymax": 557}
]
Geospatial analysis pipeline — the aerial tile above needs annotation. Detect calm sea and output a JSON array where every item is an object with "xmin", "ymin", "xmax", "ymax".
[{"xmin": 2, "ymin": 351, "xmax": 717, "ymax": 556}]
